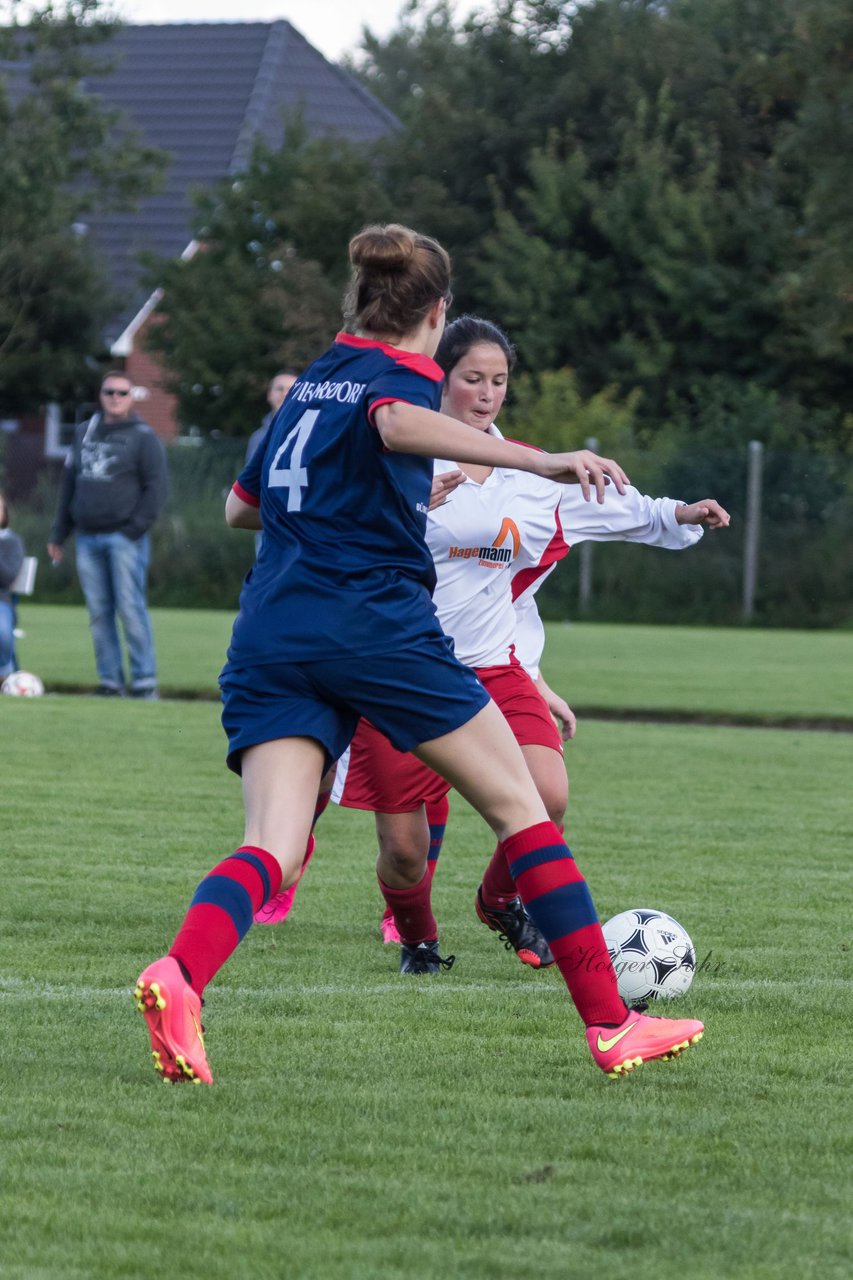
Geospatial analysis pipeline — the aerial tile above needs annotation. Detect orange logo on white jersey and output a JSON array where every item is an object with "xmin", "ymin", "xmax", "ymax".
[{"xmin": 448, "ymin": 516, "xmax": 521, "ymax": 569}]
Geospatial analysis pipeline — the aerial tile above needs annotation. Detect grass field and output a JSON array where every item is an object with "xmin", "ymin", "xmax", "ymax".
[
  {"xmin": 3, "ymin": 618, "xmax": 853, "ymax": 1278},
  {"xmin": 15, "ymin": 602, "xmax": 853, "ymax": 722}
]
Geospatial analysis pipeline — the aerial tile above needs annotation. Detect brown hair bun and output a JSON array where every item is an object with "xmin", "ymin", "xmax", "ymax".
[
  {"xmin": 344, "ymin": 222, "xmax": 451, "ymax": 339},
  {"xmin": 349, "ymin": 224, "xmax": 416, "ymax": 273}
]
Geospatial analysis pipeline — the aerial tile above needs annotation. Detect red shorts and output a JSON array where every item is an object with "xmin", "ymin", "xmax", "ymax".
[{"xmin": 333, "ymin": 661, "xmax": 562, "ymax": 814}]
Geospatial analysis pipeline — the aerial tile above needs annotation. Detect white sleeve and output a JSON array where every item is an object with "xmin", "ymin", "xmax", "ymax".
[
  {"xmin": 559, "ymin": 484, "xmax": 704, "ymax": 549},
  {"xmin": 512, "ymin": 594, "xmax": 546, "ymax": 678}
]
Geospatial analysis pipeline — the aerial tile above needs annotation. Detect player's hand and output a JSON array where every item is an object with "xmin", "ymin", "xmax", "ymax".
[
  {"xmin": 535, "ymin": 450, "xmax": 629, "ymax": 502},
  {"xmin": 47, "ymin": 542, "xmax": 64, "ymax": 565},
  {"xmin": 430, "ymin": 469, "xmax": 466, "ymax": 510},
  {"xmin": 675, "ymin": 499, "xmax": 731, "ymax": 528},
  {"xmin": 548, "ymin": 692, "xmax": 577, "ymax": 741},
  {"xmin": 536, "ymin": 674, "xmax": 577, "ymax": 740}
]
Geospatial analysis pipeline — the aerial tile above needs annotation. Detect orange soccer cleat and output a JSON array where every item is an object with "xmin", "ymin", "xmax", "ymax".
[
  {"xmin": 587, "ymin": 1008, "xmax": 704, "ymax": 1078},
  {"xmin": 133, "ymin": 956, "xmax": 213, "ymax": 1085}
]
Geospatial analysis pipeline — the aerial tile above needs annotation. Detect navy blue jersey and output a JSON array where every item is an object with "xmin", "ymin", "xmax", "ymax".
[{"xmin": 227, "ymin": 333, "xmax": 444, "ymax": 666}]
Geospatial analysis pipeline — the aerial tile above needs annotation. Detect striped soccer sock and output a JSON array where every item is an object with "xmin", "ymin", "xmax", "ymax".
[
  {"xmin": 480, "ymin": 842, "xmax": 518, "ymax": 908},
  {"xmin": 481, "ymin": 821, "xmax": 565, "ymax": 909},
  {"xmin": 425, "ymin": 795, "xmax": 449, "ymax": 874},
  {"xmin": 501, "ymin": 821, "xmax": 627, "ymax": 1027},
  {"xmin": 169, "ymin": 846, "xmax": 282, "ymax": 995}
]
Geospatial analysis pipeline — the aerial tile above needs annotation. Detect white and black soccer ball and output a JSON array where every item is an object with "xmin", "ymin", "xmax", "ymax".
[
  {"xmin": 1, "ymin": 670, "xmax": 44, "ymax": 697},
  {"xmin": 602, "ymin": 908, "xmax": 696, "ymax": 1006}
]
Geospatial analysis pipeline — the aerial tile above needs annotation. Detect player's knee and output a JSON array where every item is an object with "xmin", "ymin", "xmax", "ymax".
[
  {"xmin": 378, "ymin": 839, "xmax": 426, "ymax": 882},
  {"xmin": 541, "ymin": 784, "xmax": 567, "ymax": 826}
]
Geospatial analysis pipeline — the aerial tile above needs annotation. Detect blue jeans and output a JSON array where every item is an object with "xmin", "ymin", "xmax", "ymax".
[
  {"xmin": 0, "ymin": 600, "xmax": 15, "ymax": 678},
  {"xmin": 75, "ymin": 532, "xmax": 157, "ymax": 691}
]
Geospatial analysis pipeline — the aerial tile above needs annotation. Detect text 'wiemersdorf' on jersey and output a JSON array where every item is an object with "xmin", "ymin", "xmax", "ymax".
[{"xmin": 290, "ymin": 379, "xmax": 367, "ymax": 405}]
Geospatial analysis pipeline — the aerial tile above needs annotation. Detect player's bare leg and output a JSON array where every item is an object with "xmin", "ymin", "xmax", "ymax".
[{"xmin": 254, "ymin": 760, "xmax": 337, "ymax": 925}]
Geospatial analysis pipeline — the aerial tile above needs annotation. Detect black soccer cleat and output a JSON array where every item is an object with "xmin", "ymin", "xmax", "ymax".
[
  {"xmin": 475, "ymin": 887, "xmax": 556, "ymax": 969},
  {"xmin": 399, "ymin": 940, "xmax": 456, "ymax": 975}
]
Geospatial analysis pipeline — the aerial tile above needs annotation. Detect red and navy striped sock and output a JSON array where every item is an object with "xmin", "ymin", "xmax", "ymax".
[
  {"xmin": 480, "ymin": 842, "xmax": 517, "ymax": 908},
  {"xmin": 425, "ymin": 796, "xmax": 449, "ymax": 873},
  {"xmin": 169, "ymin": 846, "xmax": 281, "ymax": 995},
  {"xmin": 501, "ymin": 821, "xmax": 627, "ymax": 1027},
  {"xmin": 481, "ymin": 821, "xmax": 564, "ymax": 909},
  {"xmin": 378, "ymin": 870, "xmax": 437, "ymax": 945}
]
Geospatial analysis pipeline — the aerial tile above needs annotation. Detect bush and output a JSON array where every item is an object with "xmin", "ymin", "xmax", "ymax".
[{"xmin": 10, "ymin": 419, "xmax": 853, "ymax": 626}]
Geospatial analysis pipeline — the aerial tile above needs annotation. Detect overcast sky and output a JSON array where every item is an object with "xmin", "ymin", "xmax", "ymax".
[{"xmin": 114, "ymin": 1, "xmax": 488, "ymax": 63}]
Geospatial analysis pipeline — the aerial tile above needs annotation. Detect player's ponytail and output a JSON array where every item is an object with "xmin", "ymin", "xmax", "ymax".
[{"xmin": 344, "ymin": 223, "xmax": 451, "ymax": 339}]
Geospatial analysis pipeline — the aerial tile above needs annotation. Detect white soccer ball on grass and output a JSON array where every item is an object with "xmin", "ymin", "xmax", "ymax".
[
  {"xmin": 1, "ymin": 670, "xmax": 45, "ymax": 697},
  {"xmin": 602, "ymin": 907, "xmax": 696, "ymax": 1006}
]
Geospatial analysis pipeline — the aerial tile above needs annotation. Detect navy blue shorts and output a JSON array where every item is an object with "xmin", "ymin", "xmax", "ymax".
[{"xmin": 219, "ymin": 632, "xmax": 490, "ymax": 774}]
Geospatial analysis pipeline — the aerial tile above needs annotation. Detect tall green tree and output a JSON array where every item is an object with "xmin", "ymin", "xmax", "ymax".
[
  {"xmin": 145, "ymin": 127, "xmax": 393, "ymax": 436},
  {"xmin": 356, "ymin": 2, "xmax": 583, "ymax": 306},
  {"xmin": 0, "ymin": 1, "xmax": 166, "ymax": 412},
  {"xmin": 359, "ymin": 0, "xmax": 852, "ymax": 439}
]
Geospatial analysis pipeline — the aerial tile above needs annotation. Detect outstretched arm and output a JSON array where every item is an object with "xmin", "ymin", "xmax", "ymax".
[
  {"xmin": 374, "ymin": 401, "xmax": 629, "ymax": 503},
  {"xmin": 558, "ymin": 485, "xmax": 730, "ymax": 550}
]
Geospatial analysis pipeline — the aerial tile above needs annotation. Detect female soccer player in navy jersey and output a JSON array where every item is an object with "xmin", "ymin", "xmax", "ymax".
[
  {"xmin": 134, "ymin": 225, "xmax": 705, "ymax": 1084},
  {"xmin": 330, "ymin": 315, "xmax": 729, "ymax": 972}
]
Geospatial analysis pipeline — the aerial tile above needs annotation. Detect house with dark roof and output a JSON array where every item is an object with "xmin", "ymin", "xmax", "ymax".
[
  {"xmin": 90, "ymin": 21, "xmax": 397, "ymax": 441},
  {"xmin": 3, "ymin": 20, "xmax": 397, "ymax": 487}
]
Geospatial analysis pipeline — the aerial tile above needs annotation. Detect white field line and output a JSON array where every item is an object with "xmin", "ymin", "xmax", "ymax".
[{"xmin": 0, "ymin": 974, "xmax": 849, "ymax": 1002}]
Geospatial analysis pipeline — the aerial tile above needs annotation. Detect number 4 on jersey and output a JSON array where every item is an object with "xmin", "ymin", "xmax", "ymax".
[{"xmin": 268, "ymin": 409, "xmax": 319, "ymax": 511}]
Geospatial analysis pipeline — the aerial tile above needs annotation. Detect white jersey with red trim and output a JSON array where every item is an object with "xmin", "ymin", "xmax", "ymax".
[{"xmin": 428, "ymin": 425, "xmax": 703, "ymax": 672}]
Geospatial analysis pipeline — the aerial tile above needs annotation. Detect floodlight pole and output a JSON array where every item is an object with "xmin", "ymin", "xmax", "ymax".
[
  {"xmin": 578, "ymin": 436, "xmax": 598, "ymax": 613},
  {"xmin": 742, "ymin": 439, "xmax": 763, "ymax": 622}
]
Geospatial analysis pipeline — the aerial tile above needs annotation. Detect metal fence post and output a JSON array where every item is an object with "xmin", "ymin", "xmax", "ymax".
[
  {"xmin": 578, "ymin": 436, "xmax": 599, "ymax": 613},
  {"xmin": 742, "ymin": 439, "xmax": 763, "ymax": 622}
]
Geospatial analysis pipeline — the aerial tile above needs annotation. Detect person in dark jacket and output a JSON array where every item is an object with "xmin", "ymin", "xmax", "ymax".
[
  {"xmin": 244, "ymin": 370, "xmax": 298, "ymax": 466},
  {"xmin": 244, "ymin": 371, "xmax": 297, "ymax": 556},
  {"xmin": 0, "ymin": 491, "xmax": 25, "ymax": 680},
  {"xmin": 47, "ymin": 371, "xmax": 168, "ymax": 698}
]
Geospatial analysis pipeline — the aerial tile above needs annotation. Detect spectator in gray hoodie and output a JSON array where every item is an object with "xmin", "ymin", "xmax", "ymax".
[{"xmin": 48, "ymin": 371, "xmax": 168, "ymax": 698}]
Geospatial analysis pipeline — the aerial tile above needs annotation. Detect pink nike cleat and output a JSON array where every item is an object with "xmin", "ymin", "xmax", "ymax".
[
  {"xmin": 253, "ymin": 836, "xmax": 315, "ymax": 925},
  {"xmin": 587, "ymin": 1008, "xmax": 704, "ymax": 1078},
  {"xmin": 133, "ymin": 956, "xmax": 213, "ymax": 1085},
  {"xmin": 380, "ymin": 906, "xmax": 402, "ymax": 945}
]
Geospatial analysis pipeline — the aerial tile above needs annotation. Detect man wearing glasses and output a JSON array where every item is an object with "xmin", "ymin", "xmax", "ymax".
[{"xmin": 48, "ymin": 372, "xmax": 168, "ymax": 698}]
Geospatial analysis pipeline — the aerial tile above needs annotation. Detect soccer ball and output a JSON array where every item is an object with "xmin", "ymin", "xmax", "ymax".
[
  {"xmin": 1, "ymin": 670, "xmax": 44, "ymax": 697},
  {"xmin": 602, "ymin": 908, "xmax": 696, "ymax": 1006}
]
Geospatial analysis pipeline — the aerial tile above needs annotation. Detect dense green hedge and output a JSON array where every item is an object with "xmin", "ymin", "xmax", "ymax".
[
  {"xmin": 537, "ymin": 442, "xmax": 853, "ymax": 629},
  {"xmin": 6, "ymin": 435, "xmax": 852, "ymax": 628}
]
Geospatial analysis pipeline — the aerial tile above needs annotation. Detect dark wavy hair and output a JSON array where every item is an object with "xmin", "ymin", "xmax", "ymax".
[{"xmin": 435, "ymin": 315, "xmax": 517, "ymax": 377}]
